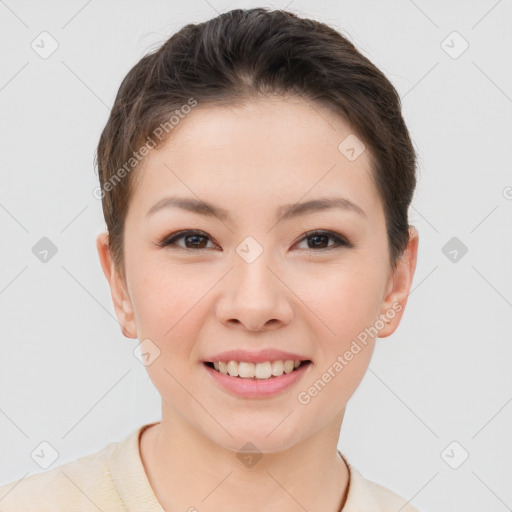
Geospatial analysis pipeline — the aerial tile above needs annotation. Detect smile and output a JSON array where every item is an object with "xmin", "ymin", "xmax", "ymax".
[
  {"xmin": 202, "ymin": 360, "xmax": 312, "ymax": 398},
  {"xmin": 205, "ymin": 360, "xmax": 312, "ymax": 379}
]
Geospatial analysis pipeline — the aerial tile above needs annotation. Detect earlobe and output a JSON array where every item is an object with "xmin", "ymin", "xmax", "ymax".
[
  {"xmin": 95, "ymin": 232, "xmax": 138, "ymax": 339},
  {"xmin": 377, "ymin": 226, "xmax": 419, "ymax": 338}
]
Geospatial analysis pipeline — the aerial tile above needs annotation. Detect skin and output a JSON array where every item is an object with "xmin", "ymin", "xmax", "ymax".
[{"xmin": 97, "ymin": 95, "xmax": 418, "ymax": 512}]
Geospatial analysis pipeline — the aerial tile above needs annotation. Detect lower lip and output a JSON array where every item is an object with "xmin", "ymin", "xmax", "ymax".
[{"xmin": 202, "ymin": 362, "xmax": 312, "ymax": 398}]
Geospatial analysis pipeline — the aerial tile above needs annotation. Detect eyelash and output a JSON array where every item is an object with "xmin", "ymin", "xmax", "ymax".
[{"xmin": 157, "ymin": 229, "xmax": 352, "ymax": 251}]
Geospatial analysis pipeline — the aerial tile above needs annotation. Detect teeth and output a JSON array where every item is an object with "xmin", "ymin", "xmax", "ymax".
[
  {"xmin": 227, "ymin": 360, "xmax": 238, "ymax": 377},
  {"xmin": 211, "ymin": 359, "xmax": 304, "ymax": 379}
]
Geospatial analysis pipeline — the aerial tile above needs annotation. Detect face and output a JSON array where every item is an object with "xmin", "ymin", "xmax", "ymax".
[{"xmin": 97, "ymin": 96, "xmax": 418, "ymax": 453}]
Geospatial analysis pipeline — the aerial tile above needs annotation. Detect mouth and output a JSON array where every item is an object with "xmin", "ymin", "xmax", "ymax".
[{"xmin": 203, "ymin": 360, "xmax": 312, "ymax": 380}]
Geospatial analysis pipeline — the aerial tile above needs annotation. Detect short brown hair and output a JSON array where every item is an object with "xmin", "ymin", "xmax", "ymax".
[{"xmin": 95, "ymin": 7, "xmax": 417, "ymax": 278}]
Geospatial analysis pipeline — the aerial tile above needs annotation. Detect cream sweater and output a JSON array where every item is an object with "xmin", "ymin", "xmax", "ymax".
[{"xmin": 0, "ymin": 423, "xmax": 419, "ymax": 511}]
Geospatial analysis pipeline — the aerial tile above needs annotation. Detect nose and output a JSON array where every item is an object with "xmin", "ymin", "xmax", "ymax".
[{"xmin": 215, "ymin": 250, "xmax": 294, "ymax": 332}]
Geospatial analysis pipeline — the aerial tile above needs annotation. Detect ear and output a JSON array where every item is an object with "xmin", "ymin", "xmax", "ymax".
[
  {"xmin": 96, "ymin": 232, "xmax": 138, "ymax": 339},
  {"xmin": 377, "ymin": 226, "xmax": 419, "ymax": 338}
]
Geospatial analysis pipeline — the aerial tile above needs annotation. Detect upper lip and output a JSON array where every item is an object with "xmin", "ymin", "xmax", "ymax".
[{"xmin": 203, "ymin": 349, "xmax": 311, "ymax": 364}]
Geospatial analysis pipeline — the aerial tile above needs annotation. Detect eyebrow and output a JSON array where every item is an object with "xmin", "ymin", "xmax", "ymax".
[{"xmin": 146, "ymin": 196, "xmax": 367, "ymax": 221}]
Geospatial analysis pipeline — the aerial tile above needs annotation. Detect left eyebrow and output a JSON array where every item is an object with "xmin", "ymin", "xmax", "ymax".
[
  {"xmin": 276, "ymin": 197, "xmax": 367, "ymax": 220},
  {"xmin": 146, "ymin": 196, "xmax": 367, "ymax": 221}
]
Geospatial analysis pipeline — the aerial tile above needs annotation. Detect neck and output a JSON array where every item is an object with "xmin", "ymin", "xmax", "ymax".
[{"xmin": 139, "ymin": 408, "xmax": 350, "ymax": 512}]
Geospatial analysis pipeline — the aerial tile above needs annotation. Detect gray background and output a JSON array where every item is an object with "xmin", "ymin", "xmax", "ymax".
[{"xmin": 1, "ymin": 1, "xmax": 511, "ymax": 511}]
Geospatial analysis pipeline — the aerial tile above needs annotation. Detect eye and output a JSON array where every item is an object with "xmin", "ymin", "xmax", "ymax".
[
  {"xmin": 157, "ymin": 229, "xmax": 352, "ymax": 251},
  {"xmin": 295, "ymin": 230, "xmax": 351, "ymax": 250},
  {"xmin": 158, "ymin": 230, "xmax": 217, "ymax": 250}
]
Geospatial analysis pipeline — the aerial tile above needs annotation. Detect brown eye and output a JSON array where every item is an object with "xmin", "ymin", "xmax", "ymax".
[
  {"xmin": 159, "ymin": 230, "xmax": 216, "ymax": 250},
  {"xmin": 296, "ymin": 230, "xmax": 351, "ymax": 250}
]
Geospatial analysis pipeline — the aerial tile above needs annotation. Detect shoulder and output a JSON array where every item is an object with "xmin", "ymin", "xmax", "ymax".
[
  {"xmin": 0, "ymin": 433, "xmax": 127, "ymax": 512},
  {"xmin": 341, "ymin": 454, "xmax": 420, "ymax": 512}
]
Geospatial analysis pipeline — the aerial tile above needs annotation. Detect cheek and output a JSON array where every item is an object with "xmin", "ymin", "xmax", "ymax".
[
  {"xmin": 297, "ymin": 267, "xmax": 380, "ymax": 415},
  {"xmin": 128, "ymin": 263, "xmax": 214, "ymax": 393},
  {"xmin": 129, "ymin": 258, "xmax": 213, "ymax": 342},
  {"xmin": 296, "ymin": 260, "xmax": 385, "ymax": 345}
]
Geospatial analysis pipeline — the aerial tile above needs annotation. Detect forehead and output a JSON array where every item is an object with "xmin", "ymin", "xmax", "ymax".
[{"xmin": 131, "ymin": 97, "xmax": 381, "ymax": 222}]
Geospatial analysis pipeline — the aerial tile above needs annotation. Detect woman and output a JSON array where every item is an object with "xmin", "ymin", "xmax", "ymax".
[{"xmin": 0, "ymin": 7, "xmax": 420, "ymax": 511}]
